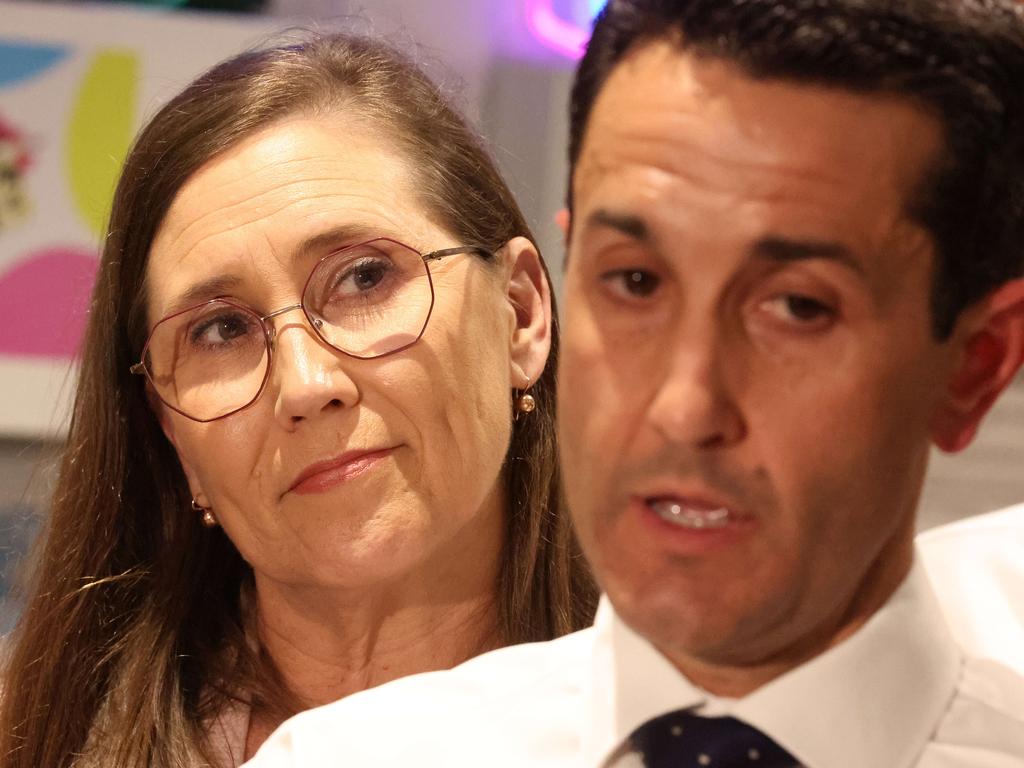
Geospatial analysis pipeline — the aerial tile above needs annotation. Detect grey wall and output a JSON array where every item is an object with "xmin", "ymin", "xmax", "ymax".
[{"xmin": 0, "ymin": 438, "xmax": 54, "ymax": 632}]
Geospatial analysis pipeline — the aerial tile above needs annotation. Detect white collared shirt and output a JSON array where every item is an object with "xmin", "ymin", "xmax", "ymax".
[
  {"xmin": 247, "ymin": 562, "xmax": 1024, "ymax": 768},
  {"xmin": 919, "ymin": 504, "xmax": 1024, "ymax": 676}
]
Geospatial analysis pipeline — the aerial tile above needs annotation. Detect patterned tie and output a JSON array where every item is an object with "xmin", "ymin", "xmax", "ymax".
[{"xmin": 631, "ymin": 710, "xmax": 800, "ymax": 767}]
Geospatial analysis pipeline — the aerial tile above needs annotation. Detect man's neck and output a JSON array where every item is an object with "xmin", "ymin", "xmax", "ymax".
[{"xmin": 665, "ymin": 539, "xmax": 915, "ymax": 698}]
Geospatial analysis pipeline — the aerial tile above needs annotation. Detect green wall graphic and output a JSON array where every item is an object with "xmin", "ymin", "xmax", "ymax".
[{"xmin": 66, "ymin": 49, "xmax": 138, "ymax": 237}]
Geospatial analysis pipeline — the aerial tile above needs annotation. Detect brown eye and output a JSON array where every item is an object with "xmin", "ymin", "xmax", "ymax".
[
  {"xmin": 758, "ymin": 293, "xmax": 837, "ymax": 332},
  {"xmin": 624, "ymin": 270, "xmax": 660, "ymax": 296},
  {"xmin": 188, "ymin": 310, "xmax": 259, "ymax": 348},
  {"xmin": 603, "ymin": 268, "xmax": 661, "ymax": 299},
  {"xmin": 345, "ymin": 259, "xmax": 389, "ymax": 292},
  {"xmin": 784, "ymin": 295, "xmax": 831, "ymax": 321}
]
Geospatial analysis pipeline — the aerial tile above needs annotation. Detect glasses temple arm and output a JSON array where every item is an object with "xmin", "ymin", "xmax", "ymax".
[{"xmin": 422, "ymin": 245, "xmax": 495, "ymax": 263}]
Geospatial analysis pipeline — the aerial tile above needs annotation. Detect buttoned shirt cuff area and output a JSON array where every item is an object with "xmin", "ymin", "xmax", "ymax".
[{"xmin": 585, "ymin": 560, "xmax": 963, "ymax": 768}]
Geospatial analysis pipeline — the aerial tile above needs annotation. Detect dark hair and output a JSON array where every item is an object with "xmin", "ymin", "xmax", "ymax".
[
  {"xmin": 0, "ymin": 33, "xmax": 597, "ymax": 768},
  {"xmin": 569, "ymin": 0, "xmax": 1024, "ymax": 338}
]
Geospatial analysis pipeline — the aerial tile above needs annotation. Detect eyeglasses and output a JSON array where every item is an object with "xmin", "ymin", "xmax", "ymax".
[{"xmin": 131, "ymin": 237, "xmax": 493, "ymax": 422}]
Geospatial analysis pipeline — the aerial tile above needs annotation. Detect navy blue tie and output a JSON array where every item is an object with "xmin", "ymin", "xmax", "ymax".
[{"xmin": 631, "ymin": 711, "xmax": 800, "ymax": 767}]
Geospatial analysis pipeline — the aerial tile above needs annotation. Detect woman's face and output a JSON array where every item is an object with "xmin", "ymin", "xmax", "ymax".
[{"xmin": 146, "ymin": 116, "xmax": 542, "ymax": 593}]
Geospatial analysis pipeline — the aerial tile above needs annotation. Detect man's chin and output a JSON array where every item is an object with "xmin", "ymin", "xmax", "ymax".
[{"xmin": 607, "ymin": 576, "xmax": 799, "ymax": 670}]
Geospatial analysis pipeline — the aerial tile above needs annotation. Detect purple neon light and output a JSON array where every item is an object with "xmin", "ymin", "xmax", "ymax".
[{"xmin": 524, "ymin": 0, "xmax": 591, "ymax": 59}]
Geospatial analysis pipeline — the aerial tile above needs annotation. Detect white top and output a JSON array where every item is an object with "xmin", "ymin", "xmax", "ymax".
[
  {"xmin": 920, "ymin": 504, "xmax": 1024, "ymax": 676},
  {"xmin": 246, "ymin": 560, "xmax": 1024, "ymax": 768}
]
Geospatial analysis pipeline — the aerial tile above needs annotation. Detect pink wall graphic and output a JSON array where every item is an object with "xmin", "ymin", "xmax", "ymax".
[
  {"xmin": 0, "ymin": 42, "xmax": 137, "ymax": 361},
  {"xmin": 0, "ymin": 248, "xmax": 98, "ymax": 358}
]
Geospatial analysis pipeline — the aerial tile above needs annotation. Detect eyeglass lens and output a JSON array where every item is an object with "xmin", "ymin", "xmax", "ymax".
[{"xmin": 143, "ymin": 239, "xmax": 434, "ymax": 421}]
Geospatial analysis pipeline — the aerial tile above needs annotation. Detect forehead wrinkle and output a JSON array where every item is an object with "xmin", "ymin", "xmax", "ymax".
[
  {"xmin": 580, "ymin": 43, "xmax": 938, "ymax": 225},
  {"xmin": 159, "ymin": 185, "xmax": 408, "ymax": 280},
  {"xmin": 160, "ymin": 149, "xmax": 411, "ymax": 250},
  {"xmin": 578, "ymin": 142, "xmax": 931, "ymax": 278},
  {"xmin": 164, "ymin": 172, "xmax": 368, "ymax": 253},
  {"xmin": 149, "ymin": 119, "xmax": 443, "ymax": 321},
  {"xmin": 577, "ymin": 152, "xmax": 860, "ymax": 255},
  {"xmin": 576, "ymin": 156, "xmax": 916, "ymax": 297},
  {"xmin": 579, "ymin": 117, "xmax": 856, "ymax": 212}
]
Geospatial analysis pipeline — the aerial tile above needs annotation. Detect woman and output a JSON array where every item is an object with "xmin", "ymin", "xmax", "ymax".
[{"xmin": 0, "ymin": 34, "xmax": 596, "ymax": 767}]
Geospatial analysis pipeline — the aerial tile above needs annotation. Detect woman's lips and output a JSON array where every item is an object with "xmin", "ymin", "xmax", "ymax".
[{"xmin": 288, "ymin": 447, "xmax": 395, "ymax": 495}]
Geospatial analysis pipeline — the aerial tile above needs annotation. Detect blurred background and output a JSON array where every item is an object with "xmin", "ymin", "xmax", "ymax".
[{"xmin": 1, "ymin": 0, "xmax": 1021, "ymax": 631}]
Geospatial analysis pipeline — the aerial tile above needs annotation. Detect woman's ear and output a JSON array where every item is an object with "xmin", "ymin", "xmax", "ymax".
[
  {"xmin": 931, "ymin": 278, "xmax": 1024, "ymax": 453},
  {"xmin": 503, "ymin": 236, "xmax": 553, "ymax": 389}
]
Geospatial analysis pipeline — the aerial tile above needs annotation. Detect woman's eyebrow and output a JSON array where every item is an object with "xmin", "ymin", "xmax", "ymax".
[
  {"xmin": 161, "ymin": 223, "xmax": 389, "ymax": 315},
  {"xmin": 295, "ymin": 223, "xmax": 389, "ymax": 260},
  {"xmin": 166, "ymin": 274, "xmax": 244, "ymax": 316}
]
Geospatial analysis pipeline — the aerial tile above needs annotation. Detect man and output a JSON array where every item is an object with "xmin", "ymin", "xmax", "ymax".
[{"xmin": 247, "ymin": 1, "xmax": 1024, "ymax": 765}]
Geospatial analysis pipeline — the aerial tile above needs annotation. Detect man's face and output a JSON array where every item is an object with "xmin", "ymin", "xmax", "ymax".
[{"xmin": 559, "ymin": 42, "xmax": 960, "ymax": 685}]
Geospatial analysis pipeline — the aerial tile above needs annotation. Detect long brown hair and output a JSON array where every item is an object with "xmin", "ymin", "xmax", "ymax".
[{"xmin": 0, "ymin": 34, "xmax": 596, "ymax": 768}]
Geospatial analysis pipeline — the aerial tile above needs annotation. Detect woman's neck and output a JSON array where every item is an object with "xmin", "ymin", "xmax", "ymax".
[
  {"xmin": 255, "ymin": 582, "xmax": 502, "ymax": 705},
  {"xmin": 244, "ymin": 586, "xmax": 501, "ymax": 759},
  {"xmin": 242, "ymin": 495, "xmax": 505, "ymax": 760}
]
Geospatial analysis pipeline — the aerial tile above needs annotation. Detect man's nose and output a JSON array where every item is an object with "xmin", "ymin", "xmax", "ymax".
[{"xmin": 645, "ymin": 326, "xmax": 747, "ymax": 449}]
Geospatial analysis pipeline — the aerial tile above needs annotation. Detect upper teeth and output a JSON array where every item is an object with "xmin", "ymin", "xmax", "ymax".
[{"xmin": 651, "ymin": 500, "xmax": 730, "ymax": 529}]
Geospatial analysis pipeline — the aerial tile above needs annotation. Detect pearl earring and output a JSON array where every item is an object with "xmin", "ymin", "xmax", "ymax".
[
  {"xmin": 191, "ymin": 497, "xmax": 218, "ymax": 528},
  {"xmin": 514, "ymin": 380, "xmax": 537, "ymax": 421}
]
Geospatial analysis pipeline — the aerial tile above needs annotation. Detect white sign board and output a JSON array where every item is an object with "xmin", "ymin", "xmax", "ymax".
[{"xmin": 0, "ymin": 1, "xmax": 278, "ymax": 437}]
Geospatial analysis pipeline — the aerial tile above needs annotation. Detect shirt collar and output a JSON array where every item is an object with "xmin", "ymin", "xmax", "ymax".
[
  {"xmin": 585, "ymin": 558, "xmax": 962, "ymax": 768},
  {"xmin": 584, "ymin": 596, "xmax": 706, "ymax": 765}
]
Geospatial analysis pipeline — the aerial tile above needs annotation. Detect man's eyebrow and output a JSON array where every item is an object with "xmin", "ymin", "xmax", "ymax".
[
  {"xmin": 751, "ymin": 237, "xmax": 865, "ymax": 275},
  {"xmin": 583, "ymin": 209, "xmax": 651, "ymax": 241}
]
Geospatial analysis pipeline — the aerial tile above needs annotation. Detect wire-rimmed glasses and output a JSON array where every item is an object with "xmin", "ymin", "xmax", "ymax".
[{"xmin": 130, "ymin": 237, "xmax": 493, "ymax": 422}]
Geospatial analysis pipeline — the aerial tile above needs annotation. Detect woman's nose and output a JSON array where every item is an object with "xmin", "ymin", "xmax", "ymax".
[{"xmin": 269, "ymin": 318, "xmax": 360, "ymax": 429}]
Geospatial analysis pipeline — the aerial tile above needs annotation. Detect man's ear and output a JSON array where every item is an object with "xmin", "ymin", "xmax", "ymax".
[
  {"xmin": 155, "ymin": 402, "xmax": 209, "ymax": 507},
  {"xmin": 504, "ymin": 236, "xmax": 553, "ymax": 389},
  {"xmin": 931, "ymin": 278, "xmax": 1024, "ymax": 453},
  {"xmin": 555, "ymin": 208, "xmax": 571, "ymax": 245}
]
